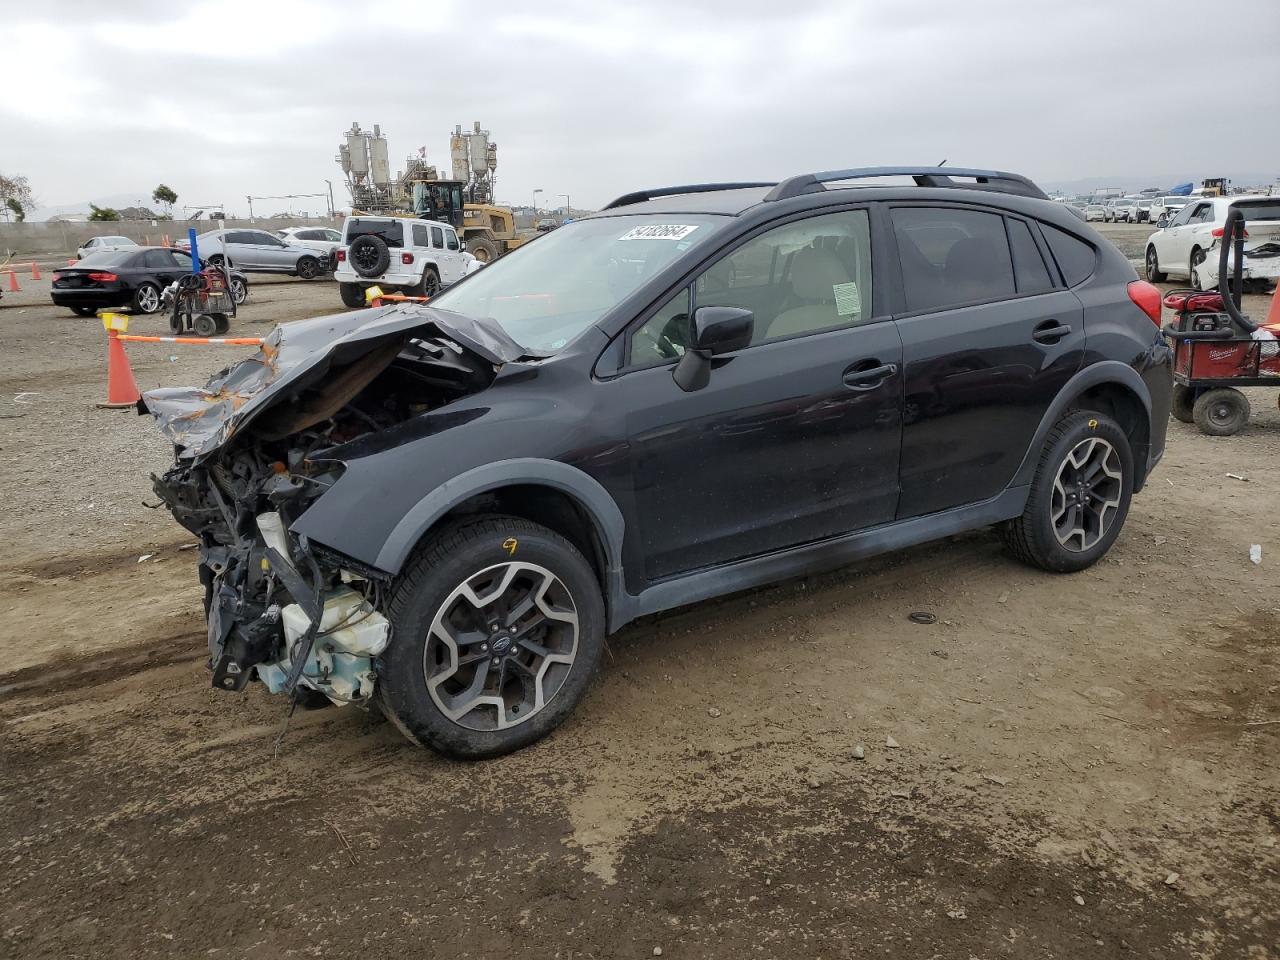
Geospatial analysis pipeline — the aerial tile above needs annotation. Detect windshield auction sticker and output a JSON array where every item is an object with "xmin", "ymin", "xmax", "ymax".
[{"xmin": 617, "ymin": 224, "xmax": 699, "ymax": 241}]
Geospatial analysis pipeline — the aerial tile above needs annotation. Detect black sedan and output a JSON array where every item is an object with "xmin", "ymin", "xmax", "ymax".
[{"xmin": 51, "ymin": 247, "xmax": 249, "ymax": 316}]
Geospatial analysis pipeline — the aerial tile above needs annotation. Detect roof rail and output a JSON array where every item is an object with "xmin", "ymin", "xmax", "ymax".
[
  {"xmin": 602, "ymin": 182, "xmax": 776, "ymax": 210},
  {"xmin": 764, "ymin": 166, "xmax": 1048, "ymax": 202}
]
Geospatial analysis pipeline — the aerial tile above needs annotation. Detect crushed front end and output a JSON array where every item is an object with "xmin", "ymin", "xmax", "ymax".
[{"xmin": 142, "ymin": 303, "xmax": 523, "ymax": 706}]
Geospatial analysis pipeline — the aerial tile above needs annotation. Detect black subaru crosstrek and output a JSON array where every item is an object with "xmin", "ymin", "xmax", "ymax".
[{"xmin": 143, "ymin": 167, "xmax": 1172, "ymax": 758}]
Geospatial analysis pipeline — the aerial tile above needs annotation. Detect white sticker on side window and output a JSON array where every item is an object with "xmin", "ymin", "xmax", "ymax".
[
  {"xmin": 617, "ymin": 224, "xmax": 699, "ymax": 241},
  {"xmin": 833, "ymin": 281, "xmax": 862, "ymax": 316}
]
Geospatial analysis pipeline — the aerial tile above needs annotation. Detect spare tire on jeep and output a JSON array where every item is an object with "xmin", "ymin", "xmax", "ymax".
[{"xmin": 348, "ymin": 234, "xmax": 390, "ymax": 278}]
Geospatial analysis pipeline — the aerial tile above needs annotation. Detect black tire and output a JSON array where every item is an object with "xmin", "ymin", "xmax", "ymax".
[
  {"xmin": 421, "ymin": 267, "xmax": 441, "ymax": 297},
  {"xmin": 378, "ymin": 516, "xmax": 606, "ymax": 759},
  {"xmin": 1001, "ymin": 410, "xmax": 1134, "ymax": 573},
  {"xmin": 213, "ymin": 313, "xmax": 230, "ymax": 334},
  {"xmin": 296, "ymin": 255, "xmax": 321, "ymax": 280},
  {"xmin": 230, "ymin": 276, "xmax": 248, "ymax": 305},
  {"xmin": 1192, "ymin": 387, "xmax": 1249, "ymax": 436},
  {"xmin": 1170, "ymin": 383, "xmax": 1195, "ymax": 423},
  {"xmin": 466, "ymin": 236, "xmax": 501, "ymax": 263},
  {"xmin": 339, "ymin": 282, "xmax": 366, "ymax": 309},
  {"xmin": 1145, "ymin": 246, "xmax": 1167, "ymax": 283},
  {"xmin": 70, "ymin": 305, "xmax": 97, "ymax": 317},
  {"xmin": 132, "ymin": 282, "xmax": 161, "ymax": 314},
  {"xmin": 1190, "ymin": 247, "xmax": 1207, "ymax": 291},
  {"xmin": 348, "ymin": 235, "xmax": 390, "ymax": 278},
  {"xmin": 192, "ymin": 313, "xmax": 219, "ymax": 337}
]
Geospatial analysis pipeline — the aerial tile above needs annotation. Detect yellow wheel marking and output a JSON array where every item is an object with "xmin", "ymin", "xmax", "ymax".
[{"xmin": 502, "ymin": 537, "xmax": 518, "ymax": 556}]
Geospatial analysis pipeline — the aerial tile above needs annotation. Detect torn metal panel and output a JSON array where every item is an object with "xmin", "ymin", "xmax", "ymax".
[{"xmin": 140, "ymin": 303, "xmax": 525, "ymax": 461}]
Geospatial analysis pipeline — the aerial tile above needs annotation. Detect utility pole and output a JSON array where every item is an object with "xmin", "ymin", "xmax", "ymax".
[
  {"xmin": 324, "ymin": 180, "xmax": 334, "ymax": 218},
  {"xmin": 532, "ymin": 188, "xmax": 543, "ymax": 217},
  {"xmin": 560, "ymin": 193, "xmax": 570, "ymax": 216},
  {"xmin": 246, "ymin": 196, "xmax": 254, "ymax": 220}
]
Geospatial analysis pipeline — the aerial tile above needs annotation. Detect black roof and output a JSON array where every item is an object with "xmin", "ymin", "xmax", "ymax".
[{"xmin": 598, "ymin": 166, "xmax": 1049, "ymax": 218}]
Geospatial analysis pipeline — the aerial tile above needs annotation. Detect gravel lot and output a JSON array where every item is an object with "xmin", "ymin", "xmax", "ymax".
[{"xmin": 1, "ymin": 227, "xmax": 1277, "ymax": 959}]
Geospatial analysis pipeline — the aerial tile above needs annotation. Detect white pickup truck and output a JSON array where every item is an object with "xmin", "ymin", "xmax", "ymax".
[{"xmin": 334, "ymin": 216, "xmax": 480, "ymax": 308}]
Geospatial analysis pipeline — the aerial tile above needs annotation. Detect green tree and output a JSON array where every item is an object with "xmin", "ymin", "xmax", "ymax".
[
  {"xmin": 152, "ymin": 183, "xmax": 177, "ymax": 213},
  {"xmin": 0, "ymin": 173, "xmax": 35, "ymax": 222},
  {"xmin": 88, "ymin": 203, "xmax": 121, "ymax": 222}
]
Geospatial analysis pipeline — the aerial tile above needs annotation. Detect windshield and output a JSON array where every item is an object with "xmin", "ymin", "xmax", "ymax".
[{"xmin": 431, "ymin": 214, "xmax": 725, "ymax": 352}]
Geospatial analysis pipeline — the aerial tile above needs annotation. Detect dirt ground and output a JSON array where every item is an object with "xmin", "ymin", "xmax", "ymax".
[{"xmin": 2, "ymin": 228, "xmax": 1278, "ymax": 959}]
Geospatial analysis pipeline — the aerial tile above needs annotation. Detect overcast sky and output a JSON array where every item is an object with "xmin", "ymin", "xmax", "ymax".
[{"xmin": 2, "ymin": 0, "xmax": 1277, "ymax": 217}]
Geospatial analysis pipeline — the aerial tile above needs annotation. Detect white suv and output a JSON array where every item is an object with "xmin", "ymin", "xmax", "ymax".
[{"xmin": 334, "ymin": 216, "xmax": 474, "ymax": 308}]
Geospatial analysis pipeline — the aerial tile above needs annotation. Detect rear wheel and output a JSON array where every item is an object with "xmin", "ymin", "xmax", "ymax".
[
  {"xmin": 1170, "ymin": 383, "xmax": 1195, "ymax": 423},
  {"xmin": 1145, "ymin": 246, "xmax": 1167, "ymax": 283},
  {"xmin": 296, "ymin": 255, "xmax": 321, "ymax": 280},
  {"xmin": 1002, "ymin": 411, "xmax": 1133, "ymax": 573},
  {"xmin": 132, "ymin": 282, "xmax": 161, "ymax": 314},
  {"xmin": 1192, "ymin": 387, "xmax": 1249, "ymax": 436},
  {"xmin": 378, "ymin": 517, "xmax": 606, "ymax": 759},
  {"xmin": 420, "ymin": 267, "xmax": 441, "ymax": 298},
  {"xmin": 70, "ymin": 305, "xmax": 97, "ymax": 317},
  {"xmin": 339, "ymin": 282, "xmax": 365, "ymax": 309},
  {"xmin": 192, "ymin": 313, "xmax": 219, "ymax": 337},
  {"xmin": 230, "ymin": 276, "xmax": 248, "ymax": 304}
]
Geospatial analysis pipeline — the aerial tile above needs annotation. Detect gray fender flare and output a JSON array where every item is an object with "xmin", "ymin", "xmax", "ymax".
[
  {"xmin": 374, "ymin": 456, "xmax": 627, "ymax": 597},
  {"xmin": 1011, "ymin": 360, "xmax": 1152, "ymax": 488}
]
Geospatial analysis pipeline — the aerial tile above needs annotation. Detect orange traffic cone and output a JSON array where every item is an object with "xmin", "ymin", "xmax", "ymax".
[
  {"xmin": 6, "ymin": 270, "xmax": 19, "ymax": 292},
  {"xmin": 30, "ymin": 262, "xmax": 40, "ymax": 280},
  {"xmin": 1265, "ymin": 282, "xmax": 1280, "ymax": 331},
  {"xmin": 99, "ymin": 317, "xmax": 141, "ymax": 408}
]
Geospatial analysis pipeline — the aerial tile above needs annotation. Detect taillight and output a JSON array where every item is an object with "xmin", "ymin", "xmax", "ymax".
[
  {"xmin": 52, "ymin": 272, "xmax": 64, "ymax": 282},
  {"xmin": 336, "ymin": 249, "xmax": 346, "ymax": 262},
  {"xmin": 1211, "ymin": 226, "xmax": 1248, "ymax": 239},
  {"xmin": 401, "ymin": 252, "xmax": 414, "ymax": 265},
  {"xmin": 1128, "ymin": 280, "xmax": 1163, "ymax": 326},
  {"xmin": 88, "ymin": 272, "xmax": 118, "ymax": 282}
]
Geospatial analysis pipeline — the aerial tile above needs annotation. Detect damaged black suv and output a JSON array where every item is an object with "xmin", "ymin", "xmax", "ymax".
[{"xmin": 144, "ymin": 167, "xmax": 1172, "ymax": 759}]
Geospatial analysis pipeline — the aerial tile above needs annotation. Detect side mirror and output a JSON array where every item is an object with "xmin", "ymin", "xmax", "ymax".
[{"xmin": 672, "ymin": 306, "xmax": 753, "ymax": 392}]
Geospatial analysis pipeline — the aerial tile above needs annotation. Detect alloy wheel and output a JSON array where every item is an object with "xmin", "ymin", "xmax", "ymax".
[
  {"xmin": 1146, "ymin": 248, "xmax": 1158, "ymax": 281},
  {"xmin": 137, "ymin": 285, "xmax": 159, "ymax": 313},
  {"xmin": 423, "ymin": 561, "xmax": 579, "ymax": 731},
  {"xmin": 1050, "ymin": 437, "xmax": 1123, "ymax": 551}
]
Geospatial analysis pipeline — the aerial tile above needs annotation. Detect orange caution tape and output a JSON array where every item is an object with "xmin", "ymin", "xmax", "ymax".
[{"xmin": 116, "ymin": 335, "xmax": 263, "ymax": 345}]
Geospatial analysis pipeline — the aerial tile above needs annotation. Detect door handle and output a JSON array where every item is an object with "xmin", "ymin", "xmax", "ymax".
[
  {"xmin": 1032, "ymin": 320, "xmax": 1073, "ymax": 344},
  {"xmin": 842, "ymin": 361, "xmax": 898, "ymax": 389}
]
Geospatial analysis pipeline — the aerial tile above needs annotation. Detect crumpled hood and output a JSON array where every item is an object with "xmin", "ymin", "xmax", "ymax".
[{"xmin": 140, "ymin": 302, "xmax": 525, "ymax": 461}]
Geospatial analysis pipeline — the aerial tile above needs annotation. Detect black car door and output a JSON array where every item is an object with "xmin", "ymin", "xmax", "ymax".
[
  {"xmin": 601, "ymin": 208, "xmax": 903, "ymax": 583},
  {"xmin": 888, "ymin": 204, "xmax": 1086, "ymax": 518},
  {"xmin": 142, "ymin": 248, "xmax": 179, "ymax": 287}
]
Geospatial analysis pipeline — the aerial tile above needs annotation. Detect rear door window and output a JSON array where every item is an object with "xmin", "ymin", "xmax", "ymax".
[
  {"xmin": 1040, "ymin": 225, "xmax": 1096, "ymax": 287},
  {"xmin": 1006, "ymin": 219, "xmax": 1054, "ymax": 294},
  {"xmin": 430, "ymin": 226, "xmax": 444, "ymax": 248},
  {"xmin": 143, "ymin": 249, "xmax": 177, "ymax": 269},
  {"xmin": 891, "ymin": 207, "xmax": 1015, "ymax": 313},
  {"xmin": 412, "ymin": 224, "xmax": 430, "ymax": 247}
]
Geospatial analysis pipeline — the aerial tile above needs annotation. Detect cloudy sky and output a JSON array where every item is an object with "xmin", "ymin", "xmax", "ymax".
[{"xmin": 2, "ymin": 0, "xmax": 1277, "ymax": 218}]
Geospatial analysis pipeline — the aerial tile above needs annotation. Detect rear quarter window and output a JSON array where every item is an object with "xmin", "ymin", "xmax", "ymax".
[{"xmin": 1040, "ymin": 225, "xmax": 1096, "ymax": 287}]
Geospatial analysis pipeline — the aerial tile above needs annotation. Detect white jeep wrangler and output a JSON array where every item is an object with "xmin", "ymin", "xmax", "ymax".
[{"xmin": 334, "ymin": 216, "xmax": 477, "ymax": 308}]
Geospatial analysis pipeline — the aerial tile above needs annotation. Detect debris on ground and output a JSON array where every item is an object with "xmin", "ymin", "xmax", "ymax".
[
  {"xmin": 707, "ymin": 706, "xmax": 721, "ymax": 718},
  {"xmin": 1164, "ymin": 872, "xmax": 1180, "ymax": 886},
  {"xmin": 852, "ymin": 744, "xmax": 866, "ymax": 760},
  {"xmin": 885, "ymin": 735, "xmax": 899, "ymax": 748},
  {"xmin": 1250, "ymin": 544, "xmax": 1262, "ymax": 565}
]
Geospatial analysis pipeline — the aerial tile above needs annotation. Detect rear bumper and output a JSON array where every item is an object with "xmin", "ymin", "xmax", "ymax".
[{"xmin": 50, "ymin": 288, "xmax": 129, "ymax": 307}]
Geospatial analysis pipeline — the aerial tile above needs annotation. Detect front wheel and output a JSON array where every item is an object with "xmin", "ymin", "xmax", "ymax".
[
  {"xmin": 1145, "ymin": 246, "xmax": 1167, "ymax": 283},
  {"xmin": 466, "ymin": 236, "xmax": 501, "ymax": 263},
  {"xmin": 1192, "ymin": 387, "xmax": 1249, "ymax": 436},
  {"xmin": 1002, "ymin": 411, "xmax": 1133, "ymax": 573},
  {"xmin": 1190, "ymin": 248, "xmax": 1208, "ymax": 291},
  {"xmin": 378, "ymin": 517, "xmax": 606, "ymax": 759}
]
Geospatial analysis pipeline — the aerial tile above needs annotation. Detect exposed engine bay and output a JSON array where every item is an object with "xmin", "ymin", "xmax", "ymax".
[{"xmin": 142, "ymin": 303, "xmax": 525, "ymax": 706}]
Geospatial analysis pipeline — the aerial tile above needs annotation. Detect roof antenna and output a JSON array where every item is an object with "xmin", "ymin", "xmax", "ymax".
[{"xmin": 937, "ymin": 159, "xmax": 948, "ymax": 167}]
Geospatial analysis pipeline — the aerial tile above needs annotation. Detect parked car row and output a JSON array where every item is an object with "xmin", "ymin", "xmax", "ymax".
[{"xmin": 174, "ymin": 228, "xmax": 329, "ymax": 279}]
